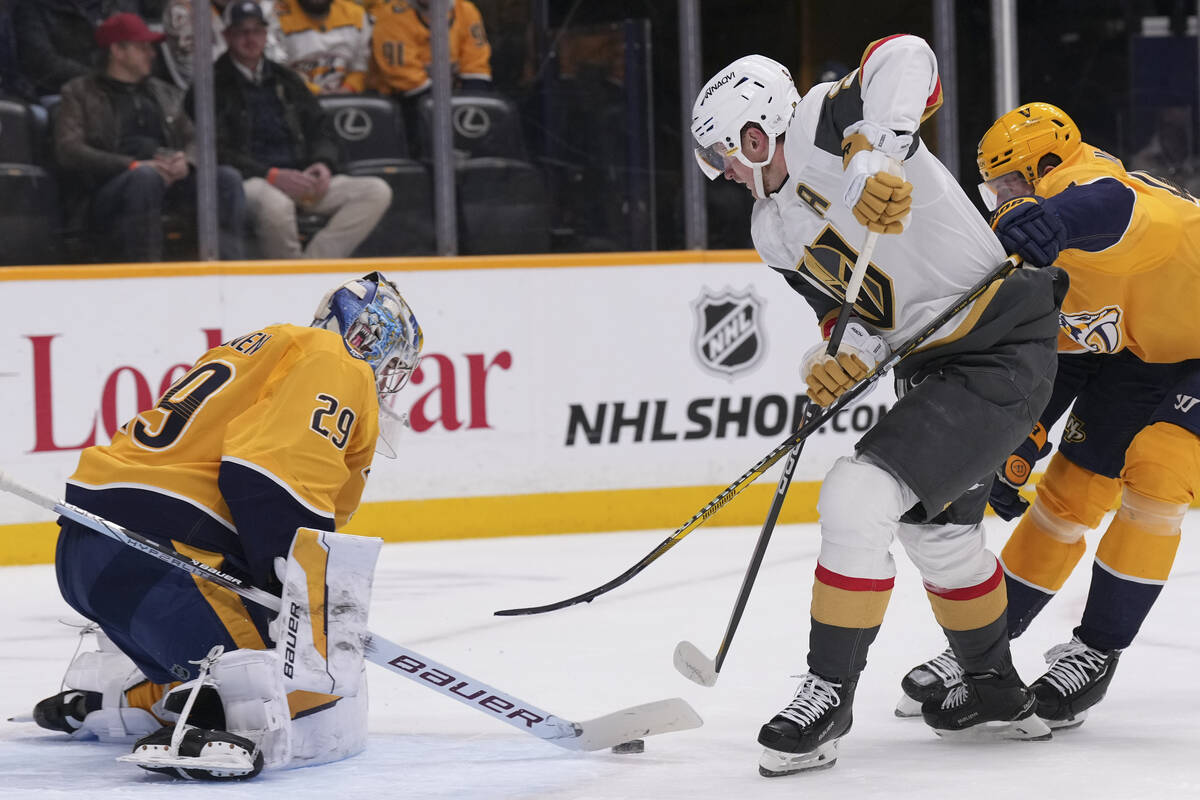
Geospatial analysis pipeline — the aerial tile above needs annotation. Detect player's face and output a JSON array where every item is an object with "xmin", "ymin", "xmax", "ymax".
[{"xmin": 977, "ymin": 170, "xmax": 1034, "ymax": 212}]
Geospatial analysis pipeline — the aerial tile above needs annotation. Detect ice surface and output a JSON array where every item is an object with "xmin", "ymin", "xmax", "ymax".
[{"xmin": 3, "ymin": 512, "xmax": 1199, "ymax": 798}]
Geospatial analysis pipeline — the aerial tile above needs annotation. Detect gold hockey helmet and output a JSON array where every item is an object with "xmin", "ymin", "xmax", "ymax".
[{"xmin": 977, "ymin": 102, "xmax": 1082, "ymax": 185}]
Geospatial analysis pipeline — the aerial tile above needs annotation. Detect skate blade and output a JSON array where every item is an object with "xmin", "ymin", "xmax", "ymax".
[
  {"xmin": 933, "ymin": 714, "xmax": 1052, "ymax": 742},
  {"xmin": 1043, "ymin": 709, "xmax": 1087, "ymax": 731},
  {"xmin": 758, "ymin": 740, "xmax": 839, "ymax": 777},
  {"xmin": 894, "ymin": 693, "xmax": 923, "ymax": 718}
]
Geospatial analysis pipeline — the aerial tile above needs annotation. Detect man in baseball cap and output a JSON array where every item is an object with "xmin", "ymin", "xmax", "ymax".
[{"xmin": 53, "ymin": 12, "xmax": 246, "ymax": 262}]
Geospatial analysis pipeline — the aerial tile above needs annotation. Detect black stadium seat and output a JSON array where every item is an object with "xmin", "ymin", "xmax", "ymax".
[
  {"xmin": 317, "ymin": 94, "xmax": 435, "ymax": 255},
  {"xmin": 416, "ymin": 93, "xmax": 527, "ymax": 160},
  {"xmin": 414, "ymin": 93, "xmax": 550, "ymax": 254},
  {"xmin": 0, "ymin": 99, "xmax": 59, "ymax": 264}
]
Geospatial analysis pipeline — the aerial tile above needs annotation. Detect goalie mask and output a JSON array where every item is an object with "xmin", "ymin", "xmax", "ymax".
[
  {"xmin": 691, "ymin": 54, "xmax": 800, "ymax": 199},
  {"xmin": 312, "ymin": 271, "xmax": 423, "ymax": 396},
  {"xmin": 976, "ymin": 102, "xmax": 1081, "ymax": 210}
]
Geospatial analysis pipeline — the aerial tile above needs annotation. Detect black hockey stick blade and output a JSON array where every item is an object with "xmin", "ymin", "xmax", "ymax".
[{"xmin": 494, "ymin": 256, "xmax": 1022, "ymax": 617}]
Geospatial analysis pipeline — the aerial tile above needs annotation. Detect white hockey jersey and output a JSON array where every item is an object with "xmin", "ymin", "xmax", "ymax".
[{"xmin": 751, "ymin": 34, "xmax": 1007, "ymax": 350}]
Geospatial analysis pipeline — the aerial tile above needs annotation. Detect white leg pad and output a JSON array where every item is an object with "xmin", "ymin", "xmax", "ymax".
[
  {"xmin": 897, "ymin": 521, "xmax": 996, "ymax": 589},
  {"xmin": 816, "ymin": 455, "xmax": 914, "ymax": 578},
  {"xmin": 63, "ymin": 631, "xmax": 160, "ymax": 743},
  {"xmin": 287, "ymin": 670, "xmax": 370, "ymax": 768},
  {"xmin": 210, "ymin": 648, "xmax": 292, "ymax": 768}
]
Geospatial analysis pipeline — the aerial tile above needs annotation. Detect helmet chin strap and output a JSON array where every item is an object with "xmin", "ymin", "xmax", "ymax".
[{"xmin": 740, "ymin": 134, "xmax": 779, "ymax": 200}]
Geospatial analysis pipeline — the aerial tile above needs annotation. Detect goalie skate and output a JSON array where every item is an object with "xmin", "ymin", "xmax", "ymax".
[{"xmin": 119, "ymin": 724, "xmax": 264, "ymax": 781}]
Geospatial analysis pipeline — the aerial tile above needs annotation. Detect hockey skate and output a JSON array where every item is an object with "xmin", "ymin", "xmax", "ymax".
[
  {"xmin": 1030, "ymin": 636, "xmax": 1120, "ymax": 730},
  {"xmin": 921, "ymin": 667, "xmax": 1051, "ymax": 741},
  {"xmin": 895, "ymin": 646, "xmax": 962, "ymax": 717},
  {"xmin": 757, "ymin": 673, "xmax": 857, "ymax": 777},
  {"xmin": 32, "ymin": 689, "xmax": 102, "ymax": 734}
]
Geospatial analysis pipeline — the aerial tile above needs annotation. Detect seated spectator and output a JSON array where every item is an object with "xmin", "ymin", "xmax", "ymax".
[
  {"xmin": 272, "ymin": 0, "xmax": 371, "ymax": 94},
  {"xmin": 368, "ymin": 0, "xmax": 492, "ymax": 97},
  {"xmin": 158, "ymin": 0, "xmax": 283, "ymax": 89},
  {"xmin": 13, "ymin": 0, "xmax": 141, "ymax": 99},
  {"xmin": 55, "ymin": 12, "xmax": 246, "ymax": 262},
  {"xmin": 199, "ymin": 1, "xmax": 391, "ymax": 259}
]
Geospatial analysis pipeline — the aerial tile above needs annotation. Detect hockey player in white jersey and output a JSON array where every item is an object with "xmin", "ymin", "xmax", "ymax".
[{"xmin": 692, "ymin": 35, "xmax": 1067, "ymax": 776}]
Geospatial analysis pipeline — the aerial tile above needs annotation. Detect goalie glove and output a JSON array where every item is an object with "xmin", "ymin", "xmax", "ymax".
[
  {"xmin": 841, "ymin": 120, "xmax": 914, "ymax": 234},
  {"xmin": 989, "ymin": 195, "xmax": 1067, "ymax": 266},
  {"xmin": 988, "ymin": 421, "xmax": 1052, "ymax": 521},
  {"xmin": 802, "ymin": 321, "xmax": 890, "ymax": 407}
]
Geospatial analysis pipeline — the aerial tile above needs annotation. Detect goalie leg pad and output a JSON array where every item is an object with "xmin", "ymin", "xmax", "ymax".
[{"xmin": 271, "ymin": 527, "xmax": 382, "ymax": 698}]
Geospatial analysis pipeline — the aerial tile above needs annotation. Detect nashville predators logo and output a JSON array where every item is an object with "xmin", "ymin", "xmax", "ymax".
[{"xmin": 1059, "ymin": 306, "xmax": 1123, "ymax": 354}]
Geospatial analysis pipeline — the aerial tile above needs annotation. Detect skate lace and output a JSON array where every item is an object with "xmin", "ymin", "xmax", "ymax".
[
  {"xmin": 778, "ymin": 674, "xmax": 841, "ymax": 727},
  {"xmin": 939, "ymin": 679, "xmax": 970, "ymax": 710},
  {"xmin": 925, "ymin": 648, "xmax": 964, "ymax": 685},
  {"xmin": 1042, "ymin": 638, "xmax": 1108, "ymax": 695}
]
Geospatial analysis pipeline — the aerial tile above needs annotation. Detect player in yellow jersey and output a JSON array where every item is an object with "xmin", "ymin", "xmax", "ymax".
[
  {"xmin": 898, "ymin": 102, "xmax": 1200, "ymax": 731},
  {"xmin": 368, "ymin": 0, "xmax": 492, "ymax": 97},
  {"xmin": 31, "ymin": 271, "xmax": 422, "ymax": 780}
]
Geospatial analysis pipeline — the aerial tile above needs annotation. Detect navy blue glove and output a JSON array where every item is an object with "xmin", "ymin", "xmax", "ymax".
[
  {"xmin": 989, "ymin": 195, "xmax": 1067, "ymax": 266},
  {"xmin": 988, "ymin": 422, "xmax": 1052, "ymax": 521}
]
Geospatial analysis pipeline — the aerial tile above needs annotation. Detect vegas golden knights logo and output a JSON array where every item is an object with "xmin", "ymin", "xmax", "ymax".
[
  {"xmin": 801, "ymin": 226, "xmax": 896, "ymax": 330},
  {"xmin": 693, "ymin": 288, "xmax": 766, "ymax": 378}
]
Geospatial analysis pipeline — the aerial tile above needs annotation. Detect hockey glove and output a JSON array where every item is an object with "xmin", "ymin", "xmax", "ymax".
[
  {"xmin": 988, "ymin": 421, "xmax": 1052, "ymax": 521},
  {"xmin": 802, "ymin": 321, "xmax": 890, "ymax": 407},
  {"xmin": 841, "ymin": 120, "xmax": 914, "ymax": 234},
  {"xmin": 989, "ymin": 195, "xmax": 1067, "ymax": 266}
]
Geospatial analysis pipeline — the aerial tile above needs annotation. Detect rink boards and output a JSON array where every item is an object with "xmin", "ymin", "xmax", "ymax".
[{"xmin": 0, "ymin": 252, "xmax": 900, "ymax": 565}]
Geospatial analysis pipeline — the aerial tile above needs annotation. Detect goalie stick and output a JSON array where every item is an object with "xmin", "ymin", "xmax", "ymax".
[
  {"xmin": 496, "ymin": 254, "xmax": 1024, "ymax": 617},
  {"xmin": 0, "ymin": 472, "xmax": 702, "ymax": 751},
  {"xmin": 676, "ymin": 233, "xmax": 875, "ymax": 686}
]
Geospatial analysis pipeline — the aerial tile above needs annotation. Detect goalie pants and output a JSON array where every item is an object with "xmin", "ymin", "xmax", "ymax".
[
  {"xmin": 55, "ymin": 518, "xmax": 274, "ymax": 686},
  {"xmin": 808, "ymin": 331, "xmax": 1058, "ymax": 680}
]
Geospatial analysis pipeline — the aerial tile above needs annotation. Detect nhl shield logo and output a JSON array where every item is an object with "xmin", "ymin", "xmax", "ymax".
[{"xmin": 693, "ymin": 288, "xmax": 766, "ymax": 377}]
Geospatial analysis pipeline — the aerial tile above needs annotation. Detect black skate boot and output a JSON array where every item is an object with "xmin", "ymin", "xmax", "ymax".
[
  {"xmin": 1030, "ymin": 636, "xmax": 1121, "ymax": 730},
  {"xmin": 757, "ymin": 673, "xmax": 857, "ymax": 777},
  {"xmin": 32, "ymin": 689, "xmax": 102, "ymax": 734},
  {"xmin": 896, "ymin": 647, "xmax": 963, "ymax": 718},
  {"xmin": 921, "ymin": 666, "xmax": 1052, "ymax": 741},
  {"xmin": 122, "ymin": 724, "xmax": 263, "ymax": 781}
]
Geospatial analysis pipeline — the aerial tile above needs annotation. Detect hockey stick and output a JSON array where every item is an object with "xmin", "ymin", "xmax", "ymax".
[
  {"xmin": 0, "ymin": 472, "xmax": 702, "ymax": 751},
  {"xmin": 496, "ymin": 254, "xmax": 1023, "ymax": 617},
  {"xmin": 675, "ymin": 235, "xmax": 875, "ymax": 686}
]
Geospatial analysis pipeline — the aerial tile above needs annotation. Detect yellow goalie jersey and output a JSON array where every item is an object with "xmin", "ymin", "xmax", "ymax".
[
  {"xmin": 368, "ymin": 0, "xmax": 491, "ymax": 96},
  {"xmin": 66, "ymin": 325, "xmax": 379, "ymax": 585},
  {"xmin": 1035, "ymin": 144, "xmax": 1200, "ymax": 363}
]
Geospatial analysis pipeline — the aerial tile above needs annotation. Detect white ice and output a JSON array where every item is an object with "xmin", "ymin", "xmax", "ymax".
[{"xmin": 3, "ymin": 512, "xmax": 1199, "ymax": 799}]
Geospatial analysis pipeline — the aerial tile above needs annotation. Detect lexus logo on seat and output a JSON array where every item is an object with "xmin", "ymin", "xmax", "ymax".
[
  {"xmin": 334, "ymin": 108, "xmax": 372, "ymax": 141},
  {"xmin": 453, "ymin": 105, "xmax": 491, "ymax": 139}
]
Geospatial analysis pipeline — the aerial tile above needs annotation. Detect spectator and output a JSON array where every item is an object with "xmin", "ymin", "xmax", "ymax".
[
  {"xmin": 272, "ymin": 0, "xmax": 371, "ymax": 94},
  {"xmin": 158, "ymin": 0, "xmax": 283, "ymax": 89},
  {"xmin": 368, "ymin": 0, "xmax": 492, "ymax": 97},
  {"xmin": 13, "ymin": 0, "xmax": 140, "ymax": 99},
  {"xmin": 199, "ymin": 1, "xmax": 391, "ymax": 259},
  {"xmin": 0, "ymin": 0, "xmax": 37, "ymax": 101},
  {"xmin": 55, "ymin": 12, "xmax": 246, "ymax": 262}
]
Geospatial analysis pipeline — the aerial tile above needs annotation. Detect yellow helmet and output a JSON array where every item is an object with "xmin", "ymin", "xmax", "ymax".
[{"xmin": 977, "ymin": 102, "xmax": 1082, "ymax": 185}]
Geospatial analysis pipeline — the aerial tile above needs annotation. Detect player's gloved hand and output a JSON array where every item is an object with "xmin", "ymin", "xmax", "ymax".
[
  {"xmin": 989, "ymin": 195, "xmax": 1067, "ymax": 266},
  {"xmin": 989, "ymin": 421, "xmax": 1052, "ymax": 520},
  {"xmin": 841, "ymin": 120, "xmax": 914, "ymax": 234},
  {"xmin": 802, "ymin": 321, "xmax": 891, "ymax": 406}
]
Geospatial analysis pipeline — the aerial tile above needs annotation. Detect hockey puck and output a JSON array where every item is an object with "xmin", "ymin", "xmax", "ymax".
[{"xmin": 610, "ymin": 739, "xmax": 645, "ymax": 754}]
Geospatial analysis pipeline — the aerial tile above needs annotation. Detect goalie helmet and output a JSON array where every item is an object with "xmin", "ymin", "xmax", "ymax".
[
  {"xmin": 691, "ymin": 54, "xmax": 800, "ymax": 198},
  {"xmin": 312, "ymin": 271, "xmax": 423, "ymax": 395},
  {"xmin": 977, "ymin": 102, "xmax": 1082, "ymax": 185}
]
